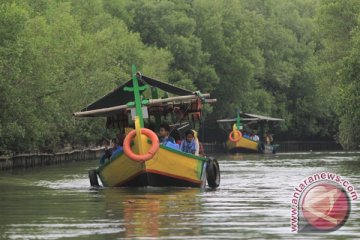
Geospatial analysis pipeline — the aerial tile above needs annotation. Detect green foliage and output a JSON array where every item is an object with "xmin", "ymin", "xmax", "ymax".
[
  {"xmin": 118, "ymin": 0, "xmax": 219, "ymax": 92},
  {"xmin": 315, "ymin": 0, "xmax": 360, "ymax": 149},
  {"xmin": 0, "ymin": 0, "xmax": 171, "ymax": 154},
  {"xmin": 337, "ymin": 36, "xmax": 360, "ymax": 149},
  {"xmin": 0, "ymin": 0, "xmax": 359, "ymax": 153}
]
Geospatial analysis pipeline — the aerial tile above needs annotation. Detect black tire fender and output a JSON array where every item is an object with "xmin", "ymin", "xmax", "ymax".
[
  {"xmin": 88, "ymin": 169, "xmax": 99, "ymax": 187},
  {"xmin": 206, "ymin": 157, "xmax": 220, "ymax": 188}
]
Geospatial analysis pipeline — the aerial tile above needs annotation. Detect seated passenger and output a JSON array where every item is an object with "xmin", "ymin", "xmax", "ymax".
[
  {"xmin": 111, "ymin": 137, "xmax": 123, "ymax": 158},
  {"xmin": 243, "ymin": 130, "xmax": 250, "ymax": 139},
  {"xmin": 251, "ymin": 132, "xmax": 260, "ymax": 142},
  {"xmin": 171, "ymin": 128, "xmax": 182, "ymax": 145},
  {"xmin": 159, "ymin": 123, "xmax": 175, "ymax": 145},
  {"xmin": 100, "ymin": 139, "xmax": 112, "ymax": 165},
  {"xmin": 193, "ymin": 129, "xmax": 205, "ymax": 157},
  {"xmin": 180, "ymin": 130, "xmax": 200, "ymax": 155}
]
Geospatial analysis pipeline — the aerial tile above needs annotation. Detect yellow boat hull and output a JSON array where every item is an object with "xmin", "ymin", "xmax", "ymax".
[
  {"xmin": 226, "ymin": 137, "xmax": 279, "ymax": 154},
  {"xmin": 226, "ymin": 137, "xmax": 259, "ymax": 153},
  {"xmin": 98, "ymin": 143, "xmax": 207, "ymax": 188}
]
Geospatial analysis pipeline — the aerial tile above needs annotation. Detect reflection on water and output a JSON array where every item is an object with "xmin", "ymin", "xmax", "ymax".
[
  {"xmin": 103, "ymin": 188, "xmax": 202, "ymax": 238},
  {"xmin": 0, "ymin": 152, "xmax": 359, "ymax": 239}
]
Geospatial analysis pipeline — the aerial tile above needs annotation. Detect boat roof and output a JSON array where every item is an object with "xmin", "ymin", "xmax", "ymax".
[
  {"xmin": 217, "ymin": 113, "xmax": 284, "ymax": 123},
  {"xmin": 81, "ymin": 75, "xmax": 193, "ymax": 112},
  {"xmin": 74, "ymin": 74, "xmax": 215, "ymax": 117}
]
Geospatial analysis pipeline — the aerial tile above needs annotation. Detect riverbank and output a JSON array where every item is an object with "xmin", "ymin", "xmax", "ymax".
[
  {"xmin": 0, "ymin": 141, "xmax": 343, "ymax": 171},
  {"xmin": 0, "ymin": 148, "xmax": 102, "ymax": 171},
  {"xmin": 203, "ymin": 141, "xmax": 342, "ymax": 153},
  {"xmin": 277, "ymin": 141, "xmax": 342, "ymax": 152}
]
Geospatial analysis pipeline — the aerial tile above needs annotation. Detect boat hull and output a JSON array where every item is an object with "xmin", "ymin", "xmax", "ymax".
[
  {"xmin": 115, "ymin": 171, "xmax": 203, "ymax": 188},
  {"xmin": 226, "ymin": 137, "xmax": 278, "ymax": 154},
  {"xmin": 98, "ymin": 144, "xmax": 207, "ymax": 188}
]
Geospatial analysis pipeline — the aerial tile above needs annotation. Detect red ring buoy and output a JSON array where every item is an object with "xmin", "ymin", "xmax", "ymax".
[
  {"xmin": 229, "ymin": 130, "xmax": 242, "ymax": 142},
  {"xmin": 123, "ymin": 128, "xmax": 160, "ymax": 162}
]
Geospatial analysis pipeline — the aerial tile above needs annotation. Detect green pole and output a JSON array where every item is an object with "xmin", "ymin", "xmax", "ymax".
[
  {"xmin": 131, "ymin": 65, "xmax": 144, "ymax": 128},
  {"xmin": 236, "ymin": 111, "xmax": 241, "ymax": 130}
]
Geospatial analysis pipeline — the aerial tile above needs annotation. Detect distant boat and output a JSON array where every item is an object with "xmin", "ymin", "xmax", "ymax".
[
  {"xmin": 74, "ymin": 65, "xmax": 220, "ymax": 188},
  {"xmin": 217, "ymin": 112, "xmax": 284, "ymax": 154}
]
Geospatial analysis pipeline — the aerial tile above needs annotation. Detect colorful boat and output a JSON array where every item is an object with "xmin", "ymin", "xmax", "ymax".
[
  {"xmin": 217, "ymin": 112, "xmax": 284, "ymax": 154},
  {"xmin": 74, "ymin": 65, "xmax": 220, "ymax": 188}
]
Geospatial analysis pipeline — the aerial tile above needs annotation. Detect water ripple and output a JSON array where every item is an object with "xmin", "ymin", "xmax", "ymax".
[{"xmin": 0, "ymin": 152, "xmax": 359, "ymax": 239}]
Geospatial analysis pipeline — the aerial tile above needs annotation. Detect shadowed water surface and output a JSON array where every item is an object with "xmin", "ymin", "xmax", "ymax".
[{"xmin": 0, "ymin": 152, "xmax": 359, "ymax": 239}]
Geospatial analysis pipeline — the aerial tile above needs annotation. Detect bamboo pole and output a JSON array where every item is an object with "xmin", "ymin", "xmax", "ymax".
[{"xmin": 73, "ymin": 93, "xmax": 211, "ymax": 117}]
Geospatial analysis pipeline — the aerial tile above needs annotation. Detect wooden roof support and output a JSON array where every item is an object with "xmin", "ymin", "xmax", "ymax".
[{"xmin": 73, "ymin": 93, "xmax": 211, "ymax": 118}]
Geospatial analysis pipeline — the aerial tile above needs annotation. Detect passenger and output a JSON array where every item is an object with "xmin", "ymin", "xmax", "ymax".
[
  {"xmin": 250, "ymin": 132, "xmax": 260, "ymax": 142},
  {"xmin": 243, "ymin": 130, "xmax": 250, "ymax": 139},
  {"xmin": 180, "ymin": 130, "xmax": 199, "ymax": 155},
  {"xmin": 159, "ymin": 123, "xmax": 176, "ymax": 145},
  {"xmin": 192, "ymin": 129, "xmax": 205, "ymax": 157},
  {"xmin": 100, "ymin": 139, "xmax": 112, "ymax": 165},
  {"xmin": 110, "ymin": 138, "xmax": 123, "ymax": 158},
  {"xmin": 249, "ymin": 132, "xmax": 254, "ymax": 140},
  {"xmin": 171, "ymin": 128, "xmax": 182, "ymax": 145},
  {"xmin": 264, "ymin": 131, "xmax": 273, "ymax": 145}
]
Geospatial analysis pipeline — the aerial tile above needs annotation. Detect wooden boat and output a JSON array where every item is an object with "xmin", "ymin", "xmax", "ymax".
[
  {"xmin": 74, "ymin": 65, "xmax": 220, "ymax": 188},
  {"xmin": 217, "ymin": 112, "xmax": 284, "ymax": 154}
]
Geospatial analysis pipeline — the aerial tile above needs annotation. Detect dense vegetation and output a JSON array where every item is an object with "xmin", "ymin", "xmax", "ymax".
[{"xmin": 0, "ymin": 0, "xmax": 359, "ymax": 154}]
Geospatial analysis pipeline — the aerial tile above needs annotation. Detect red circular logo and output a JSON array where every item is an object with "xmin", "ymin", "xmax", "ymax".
[{"xmin": 301, "ymin": 183, "xmax": 350, "ymax": 231}]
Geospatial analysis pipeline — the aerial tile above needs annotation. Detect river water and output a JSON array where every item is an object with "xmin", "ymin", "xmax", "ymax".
[{"xmin": 0, "ymin": 152, "xmax": 359, "ymax": 239}]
